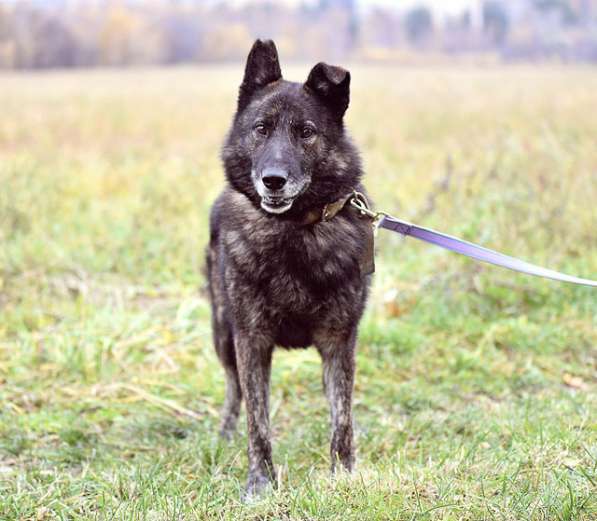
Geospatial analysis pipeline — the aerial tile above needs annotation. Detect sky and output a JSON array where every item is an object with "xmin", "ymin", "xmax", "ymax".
[
  {"xmin": 216, "ymin": 0, "xmax": 475, "ymax": 14},
  {"xmin": 359, "ymin": 0, "xmax": 473, "ymax": 13},
  {"xmin": 9, "ymin": 0, "xmax": 477, "ymax": 16}
]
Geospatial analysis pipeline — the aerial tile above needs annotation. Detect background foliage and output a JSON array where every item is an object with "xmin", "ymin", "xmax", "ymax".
[{"xmin": 1, "ymin": 0, "xmax": 597, "ymax": 68}]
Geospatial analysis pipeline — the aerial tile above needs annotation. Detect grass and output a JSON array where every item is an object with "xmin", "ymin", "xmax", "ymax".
[{"xmin": 0, "ymin": 65, "xmax": 596, "ymax": 520}]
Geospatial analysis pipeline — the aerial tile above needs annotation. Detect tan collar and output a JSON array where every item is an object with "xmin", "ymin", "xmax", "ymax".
[{"xmin": 299, "ymin": 193, "xmax": 354, "ymax": 226}]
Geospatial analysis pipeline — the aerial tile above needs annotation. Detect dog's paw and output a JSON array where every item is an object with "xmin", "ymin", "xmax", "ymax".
[
  {"xmin": 218, "ymin": 415, "xmax": 239, "ymax": 441},
  {"xmin": 242, "ymin": 473, "xmax": 273, "ymax": 502},
  {"xmin": 218, "ymin": 425, "xmax": 236, "ymax": 441},
  {"xmin": 330, "ymin": 456, "xmax": 355, "ymax": 477}
]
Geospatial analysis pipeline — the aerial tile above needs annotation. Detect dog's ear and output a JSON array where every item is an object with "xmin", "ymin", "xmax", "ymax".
[
  {"xmin": 238, "ymin": 39, "xmax": 282, "ymax": 112},
  {"xmin": 304, "ymin": 62, "xmax": 350, "ymax": 121}
]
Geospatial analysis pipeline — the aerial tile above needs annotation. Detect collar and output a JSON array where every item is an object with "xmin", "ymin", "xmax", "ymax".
[
  {"xmin": 299, "ymin": 190, "xmax": 374, "ymax": 226},
  {"xmin": 299, "ymin": 192, "xmax": 355, "ymax": 226},
  {"xmin": 298, "ymin": 190, "xmax": 377, "ymax": 276}
]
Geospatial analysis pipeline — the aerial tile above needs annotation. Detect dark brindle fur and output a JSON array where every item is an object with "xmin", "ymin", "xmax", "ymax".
[{"xmin": 206, "ymin": 39, "xmax": 371, "ymax": 497}]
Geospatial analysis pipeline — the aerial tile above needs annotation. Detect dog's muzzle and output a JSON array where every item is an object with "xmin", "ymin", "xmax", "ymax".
[{"xmin": 254, "ymin": 167, "xmax": 302, "ymax": 214}]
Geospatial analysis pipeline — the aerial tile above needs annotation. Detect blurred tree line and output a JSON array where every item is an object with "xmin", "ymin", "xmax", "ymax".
[{"xmin": 0, "ymin": 0, "xmax": 596, "ymax": 69}]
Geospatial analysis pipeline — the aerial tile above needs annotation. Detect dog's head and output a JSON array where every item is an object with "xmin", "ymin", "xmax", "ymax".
[{"xmin": 222, "ymin": 39, "xmax": 360, "ymax": 216}]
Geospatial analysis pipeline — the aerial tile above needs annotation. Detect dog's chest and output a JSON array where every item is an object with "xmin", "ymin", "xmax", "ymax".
[{"xmin": 224, "ymin": 215, "xmax": 363, "ymax": 312}]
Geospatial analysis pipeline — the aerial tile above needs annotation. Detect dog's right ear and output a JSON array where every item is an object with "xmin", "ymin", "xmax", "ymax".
[
  {"xmin": 304, "ymin": 62, "xmax": 350, "ymax": 121},
  {"xmin": 238, "ymin": 39, "xmax": 282, "ymax": 113}
]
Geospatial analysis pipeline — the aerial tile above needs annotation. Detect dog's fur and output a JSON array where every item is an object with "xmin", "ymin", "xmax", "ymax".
[{"xmin": 206, "ymin": 39, "xmax": 371, "ymax": 496}]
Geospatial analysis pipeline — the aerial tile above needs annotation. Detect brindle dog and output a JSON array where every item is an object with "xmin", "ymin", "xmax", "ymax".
[{"xmin": 206, "ymin": 39, "xmax": 372, "ymax": 497}]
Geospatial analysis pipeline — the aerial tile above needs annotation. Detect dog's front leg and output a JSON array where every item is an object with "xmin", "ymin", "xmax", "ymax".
[
  {"xmin": 234, "ymin": 333, "xmax": 274, "ymax": 498},
  {"xmin": 318, "ymin": 329, "xmax": 357, "ymax": 474}
]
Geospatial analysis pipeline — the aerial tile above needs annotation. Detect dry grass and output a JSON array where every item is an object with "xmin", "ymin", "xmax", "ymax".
[{"xmin": 0, "ymin": 65, "xmax": 596, "ymax": 520}]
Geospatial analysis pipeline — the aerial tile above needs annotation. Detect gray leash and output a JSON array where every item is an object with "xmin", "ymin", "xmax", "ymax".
[{"xmin": 349, "ymin": 193, "xmax": 596, "ymax": 287}]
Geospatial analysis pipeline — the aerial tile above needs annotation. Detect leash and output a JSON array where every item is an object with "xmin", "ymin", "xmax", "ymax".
[{"xmin": 349, "ymin": 192, "xmax": 596, "ymax": 287}]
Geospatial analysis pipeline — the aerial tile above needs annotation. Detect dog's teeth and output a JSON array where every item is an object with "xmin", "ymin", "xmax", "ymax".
[{"xmin": 261, "ymin": 200, "xmax": 293, "ymax": 214}]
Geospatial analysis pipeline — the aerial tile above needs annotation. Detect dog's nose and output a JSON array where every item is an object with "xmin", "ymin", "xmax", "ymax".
[{"xmin": 261, "ymin": 168, "xmax": 288, "ymax": 191}]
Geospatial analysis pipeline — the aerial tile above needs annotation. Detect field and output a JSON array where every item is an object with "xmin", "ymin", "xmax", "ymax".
[{"xmin": 0, "ymin": 65, "xmax": 596, "ymax": 520}]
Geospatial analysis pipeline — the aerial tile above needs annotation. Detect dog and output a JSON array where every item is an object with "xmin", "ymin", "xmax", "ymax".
[{"xmin": 206, "ymin": 39, "xmax": 372, "ymax": 497}]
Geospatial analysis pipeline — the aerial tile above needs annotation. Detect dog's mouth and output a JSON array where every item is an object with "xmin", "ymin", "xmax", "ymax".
[{"xmin": 260, "ymin": 196, "xmax": 295, "ymax": 214}]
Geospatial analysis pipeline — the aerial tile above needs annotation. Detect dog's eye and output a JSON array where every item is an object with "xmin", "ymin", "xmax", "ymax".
[
  {"xmin": 254, "ymin": 123, "xmax": 268, "ymax": 136},
  {"xmin": 301, "ymin": 127, "xmax": 315, "ymax": 139}
]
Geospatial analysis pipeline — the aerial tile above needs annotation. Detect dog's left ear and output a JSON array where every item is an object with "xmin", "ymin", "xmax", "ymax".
[
  {"xmin": 305, "ymin": 62, "xmax": 350, "ymax": 121},
  {"xmin": 238, "ymin": 39, "xmax": 282, "ymax": 112}
]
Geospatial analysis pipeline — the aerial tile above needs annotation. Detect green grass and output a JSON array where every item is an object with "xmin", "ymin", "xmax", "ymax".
[{"xmin": 0, "ymin": 65, "xmax": 596, "ymax": 520}]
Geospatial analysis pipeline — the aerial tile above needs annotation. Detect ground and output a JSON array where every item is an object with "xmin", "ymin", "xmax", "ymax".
[{"xmin": 0, "ymin": 65, "xmax": 595, "ymax": 520}]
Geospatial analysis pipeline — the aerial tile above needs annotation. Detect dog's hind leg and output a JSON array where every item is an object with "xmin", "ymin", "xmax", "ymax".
[
  {"xmin": 217, "ymin": 327, "xmax": 242, "ymax": 439},
  {"xmin": 207, "ymin": 240, "xmax": 243, "ymax": 439},
  {"xmin": 317, "ymin": 327, "xmax": 357, "ymax": 474}
]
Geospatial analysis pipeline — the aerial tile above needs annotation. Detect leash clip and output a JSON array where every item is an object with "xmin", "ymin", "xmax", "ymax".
[
  {"xmin": 350, "ymin": 191, "xmax": 386, "ymax": 233},
  {"xmin": 350, "ymin": 191, "xmax": 376, "ymax": 218}
]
